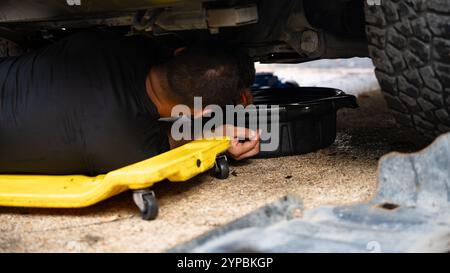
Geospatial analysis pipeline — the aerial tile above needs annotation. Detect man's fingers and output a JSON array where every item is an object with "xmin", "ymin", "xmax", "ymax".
[
  {"xmin": 219, "ymin": 125, "xmax": 261, "ymax": 160},
  {"xmin": 215, "ymin": 124, "xmax": 260, "ymax": 142},
  {"xmin": 228, "ymin": 140, "xmax": 259, "ymax": 160},
  {"xmin": 233, "ymin": 142, "xmax": 260, "ymax": 160},
  {"xmin": 227, "ymin": 138, "xmax": 259, "ymax": 160},
  {"xmin": 222, "ymin": 125, "xmax": 258, "ymax": 141},
  {"xmin": 234, "ymin": 126, "xmax": 258, "ymax": 140},
  {"xmin": 230, "ymin": 138, "xmax": 258, "ymax": 154}
]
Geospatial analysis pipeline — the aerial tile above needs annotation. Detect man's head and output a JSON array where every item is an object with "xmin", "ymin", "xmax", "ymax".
[{"xmin": 163, "ymin": 42, "xmax": 242, "ymax": 108}]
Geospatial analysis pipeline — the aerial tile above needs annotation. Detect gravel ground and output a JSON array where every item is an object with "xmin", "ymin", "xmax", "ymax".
[{"xmin": 0, "ymin": 58, "xmax": 423, "ymax": 252}]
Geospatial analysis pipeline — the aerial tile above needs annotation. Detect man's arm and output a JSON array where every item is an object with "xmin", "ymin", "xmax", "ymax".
[{"xmin": 167, "ymin": 124, "xmax": 260, "ymax": 160}]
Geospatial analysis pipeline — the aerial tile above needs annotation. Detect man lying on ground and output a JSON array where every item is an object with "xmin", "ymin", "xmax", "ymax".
[{"xmin": 0, "ymin": 30, "xmax": 259, "ymax": 175}]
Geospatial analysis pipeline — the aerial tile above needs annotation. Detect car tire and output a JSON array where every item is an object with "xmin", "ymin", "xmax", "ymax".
[{"xmin": 365, "ymin": 0, "xmax": 450, "ymax": 141}]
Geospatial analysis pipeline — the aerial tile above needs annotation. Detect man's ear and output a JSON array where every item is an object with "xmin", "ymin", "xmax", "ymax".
[
  {"xmin": 236, "ymin": 89, "xmax": 254, "ymax": 106},
  {"xmin": 173, "ymin": 47, "xmax": 187, "ymax": 56},
  {"xmin": 240, "ymin": 93, "xmax": 248, "ymax": 106}
]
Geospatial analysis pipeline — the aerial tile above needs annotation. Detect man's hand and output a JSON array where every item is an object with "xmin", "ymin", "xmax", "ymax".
[{"xmin": 217, "ymin": 124, "xmax": 260, "ymax": 160}]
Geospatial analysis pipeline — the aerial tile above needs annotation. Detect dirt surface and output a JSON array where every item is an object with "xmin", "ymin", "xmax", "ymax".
[{"xmin": 0, "ymin": 59, "xmax": 423, "ymax": 252}]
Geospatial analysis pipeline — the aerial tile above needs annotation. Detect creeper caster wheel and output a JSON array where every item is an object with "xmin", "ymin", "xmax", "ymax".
[
  {"xmin": 133, "ymin": 189, "xmax": 159, "ymax": 220},
  {"xmin": 212, "ymin": 155, "xmax": 229, "ymax": 180}
]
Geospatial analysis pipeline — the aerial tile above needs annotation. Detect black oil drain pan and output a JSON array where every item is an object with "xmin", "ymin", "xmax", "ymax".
[{"xmin": 242, "ymin": 87, "xmax": 358, "ymax": 158}]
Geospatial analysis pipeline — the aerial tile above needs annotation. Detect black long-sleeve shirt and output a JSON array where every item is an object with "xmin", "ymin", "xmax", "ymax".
[{"xmin": 0, "ymin": 30, "xmax": 169, "ymax": 175}]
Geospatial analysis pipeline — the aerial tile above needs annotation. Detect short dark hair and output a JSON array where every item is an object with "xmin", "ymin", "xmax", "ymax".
[
  {"xmin": 164, "ymin": 42, "xmax": 241, "ymax": 108},
  {"xmin": 234, "ymin": 49, "xmax": 255, "ymax": 90}
]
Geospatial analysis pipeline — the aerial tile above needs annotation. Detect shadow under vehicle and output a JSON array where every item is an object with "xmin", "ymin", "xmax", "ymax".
[{"xmin": 1, "ymin": 0, "xmax": 449, "ymax": 141}]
